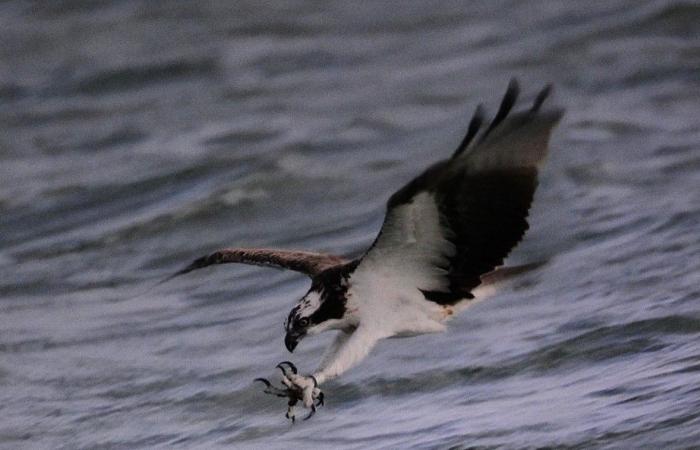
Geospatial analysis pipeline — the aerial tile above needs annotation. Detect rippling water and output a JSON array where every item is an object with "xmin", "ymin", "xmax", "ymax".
[{"xmin": 1, "ymin": 1, "xmax": 699, "ymax": 448}]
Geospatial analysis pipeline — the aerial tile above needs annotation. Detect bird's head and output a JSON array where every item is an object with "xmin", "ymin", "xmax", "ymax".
[{"xmin": 283, "ymin": 270, "xmax": 350, "ymax": 352}]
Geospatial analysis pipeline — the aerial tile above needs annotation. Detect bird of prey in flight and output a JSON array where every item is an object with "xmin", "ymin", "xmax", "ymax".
[{"xmin": 166, "ymin": 79, "xmax": 563, "ymax": 421}]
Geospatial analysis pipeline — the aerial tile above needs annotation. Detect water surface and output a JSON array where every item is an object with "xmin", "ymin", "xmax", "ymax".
[{"xmin": 1, "ymin": 1, "xmax": 699, "ymax": 448}]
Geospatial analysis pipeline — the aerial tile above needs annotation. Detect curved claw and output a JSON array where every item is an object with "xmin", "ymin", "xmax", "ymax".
[
  {"xmin": 255, "ymin": 378, "xmax": 290, "ymax": 398},
  {"xmin": 316, "ymin": 391, "xmax": 325, "ymax": 407},
  {"xmin": 276, "ymin": 361, "xmax": 298, "ymax": 375},
  {"xmin": 254, "ymin": 378, "xmax": 272, "ymax": 387},
  {"xmin": 303, "ymin": 403, "xmax": 317, "ymax": 421}
]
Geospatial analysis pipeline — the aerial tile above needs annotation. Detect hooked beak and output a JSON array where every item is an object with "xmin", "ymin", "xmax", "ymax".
[{"xmin": 285, "ymin": 330, "xmax": 305, "ymax": 353}]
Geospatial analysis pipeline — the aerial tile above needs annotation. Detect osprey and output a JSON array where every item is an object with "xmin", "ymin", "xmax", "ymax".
[{"xmin": 167, "ymin": 80, "xmax": 563, "ymax": 421}]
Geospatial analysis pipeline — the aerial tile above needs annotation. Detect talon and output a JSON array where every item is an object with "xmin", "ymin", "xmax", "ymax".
[
  {"xmin": 286, "ymin": 401, "xmax": 297, "ymax": 423},
  {"xmin": 254, "ymin": 378, "xmax": 271, "ymax": 387},
  {"xmin": 255, "ymin": 378, "xmax": 290, "ymax": 398},
  {"xmin": 256, "ymin": 363, "xmax": 323, "ymax": 421},
  {"xmin": 276, "ymin": 361, "xmax": 298, "ymax": 375},
  {"xmin": 303, "ymin": 403, "xmax": 317, "ymax": 421}
]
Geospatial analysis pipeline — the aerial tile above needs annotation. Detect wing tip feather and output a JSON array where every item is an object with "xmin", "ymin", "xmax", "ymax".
[
  {"xmin": 452, "ymin": 103, "xmax": 485, "ymax": 158},
  {"xmin": 456, "ymin": 78, "xmax": 562, "ymax": 158},
  {"xmin": 531, "ymin": 83, "xmax": 553, "ymax": 113},
  {"xmin": 481, "ymin": 78, "xmax": 521, "ymax": 139}
]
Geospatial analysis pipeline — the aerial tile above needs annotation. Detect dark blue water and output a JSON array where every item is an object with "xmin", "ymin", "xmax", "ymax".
[{"xmin": 1, "ymin": 1, "xmax": 699, "ymax": 448}]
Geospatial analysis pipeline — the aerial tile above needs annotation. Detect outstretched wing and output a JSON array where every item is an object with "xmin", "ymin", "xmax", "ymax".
[
  {"xmin": 354, "ymin": 80, "xmax": 563, "ymax": 305},
  {"xmin": 165, "ymin": 248, "xmax": 347, "ymax": 281}
]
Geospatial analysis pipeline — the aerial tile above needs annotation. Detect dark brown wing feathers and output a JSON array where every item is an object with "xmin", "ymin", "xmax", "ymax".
[
  {"xmin": 166, "ymin": 248, "xmax": 346, "ymax": 282},
  {"xmin": 481, "ymin": 78, "xmax": 520, "ymax": 139},
  {"xmin": 452, "ymin": 103, "xmax": 485, "ymax": 158}
]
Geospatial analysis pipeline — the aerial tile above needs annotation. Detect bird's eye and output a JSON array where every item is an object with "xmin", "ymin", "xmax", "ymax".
[{"xmin": 298, "ymin": 318, "xmax": 309, "ymax": 327}]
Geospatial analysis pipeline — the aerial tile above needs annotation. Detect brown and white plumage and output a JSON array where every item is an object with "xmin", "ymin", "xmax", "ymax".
[
  {"xmin": 168, "ymin": 248, "xmax": 347, "ymax": 279},
  {"xmin": 166, "ymin": 79, "xmax": 563, "ymax": 415}
]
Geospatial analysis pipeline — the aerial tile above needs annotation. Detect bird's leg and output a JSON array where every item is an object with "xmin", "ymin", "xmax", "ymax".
[{"xmin": 273, "ymin": 327, "xmax": 379, "ymax": 415}]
